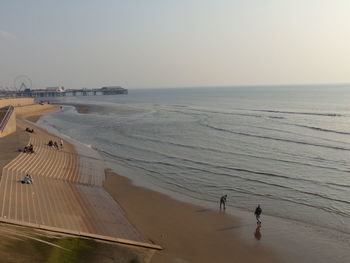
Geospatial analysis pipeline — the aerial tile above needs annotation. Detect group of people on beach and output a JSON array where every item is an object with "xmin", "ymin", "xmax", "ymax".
[
  {"xmin": 23, "ymin": 144, "xmax": 34, "ymax": 154},
  {"xmin": 25, "ymin": 127, "xmax": 34, "ymax": 133},
  {"xmin": 48, "ymin": 139, "xmax": 63, "ymax": 150},
  {"xmin": 220, "ymin": 195, "xmax": 262, "ymax": 225}
]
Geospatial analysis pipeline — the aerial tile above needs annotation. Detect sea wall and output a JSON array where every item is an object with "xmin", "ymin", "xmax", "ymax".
[
  {"xmin": 0, "ymin": 98, "xmax": 54, "ymax": 138},
  {"xmin": 0, "ymin": 98, "xmax": 34, "ymax": 108},
  {"xmin": 0, "ymin": 109, "xmax": 16, "ymax": 138}
]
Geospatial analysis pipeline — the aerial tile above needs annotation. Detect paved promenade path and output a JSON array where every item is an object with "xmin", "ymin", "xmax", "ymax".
[{"xmin": 0, "ymin": 118, "xmax": 159, "ymax": 249}]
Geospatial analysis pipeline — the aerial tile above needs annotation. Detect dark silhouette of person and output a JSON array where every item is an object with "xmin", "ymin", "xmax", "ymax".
[
  {"xmin": 255, "ymin": 204, "xmax": 262, "ymax": 225},
  {"xmin": 220, "ymin": 195, "xmax": 227, "ymax": 210}
]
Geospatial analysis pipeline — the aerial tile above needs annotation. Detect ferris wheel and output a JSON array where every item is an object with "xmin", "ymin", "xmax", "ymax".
[{"xmin": 14, "ymin": 75, "xmax": 32, "ymax": 91}]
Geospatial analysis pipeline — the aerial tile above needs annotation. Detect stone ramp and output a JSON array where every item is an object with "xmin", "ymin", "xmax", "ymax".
[
  {"xmin": 0, "ymin": 119, "xmax": 160, "ymax": 249},
  {"xmin": 0, "ymin": 171, "xmax": 147, "ymax": 242}
]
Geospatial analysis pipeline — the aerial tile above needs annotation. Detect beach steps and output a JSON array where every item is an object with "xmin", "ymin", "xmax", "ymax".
[
  {"xmin": 6, "ymin": 124, "xmax": 103, "ymax": 186},
  {"xmin": 0, "ymin": 119, "xmax": 158, "ymax": 249}
]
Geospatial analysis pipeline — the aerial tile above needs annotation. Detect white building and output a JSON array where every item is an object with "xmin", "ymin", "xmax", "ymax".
[{"xmin": 46, "ymin": 87, "xmax": 65, "ymax": 92}]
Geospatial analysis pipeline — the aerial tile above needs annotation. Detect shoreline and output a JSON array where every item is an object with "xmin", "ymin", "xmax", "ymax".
[
  {"xmin": 28, "ymin": 104, "xmax": 284, "ymax": 262},
  {"xmin": 19, "ymin": 102, "xmax": 350, "ymax": 262},
  {"xmin": 103, "ymin": 169, "xmax": 281, "ymax": 263}
]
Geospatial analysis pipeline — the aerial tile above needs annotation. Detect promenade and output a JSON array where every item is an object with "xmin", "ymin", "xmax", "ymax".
[{"xmin": 0, "ymin": 116, "xmax": 160, "ymax": 250}]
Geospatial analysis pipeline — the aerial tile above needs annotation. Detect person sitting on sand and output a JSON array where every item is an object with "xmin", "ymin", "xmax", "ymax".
[
  {"xmin": 255, "ymin": 204, "xmax": 262, "ymax": 225},
  {"xmin": 54, "ymin": 141, "xmax": 59, "ymax": 150},
  {"xmin": 25, "ymin": 127, "xmax": 34, "ymax": 133},
  {"xmin": 21, "ymin": 174, "xmax": 33, "ymax": 184},
  {"xmin": 220, "ymin": 195, "xmax": 227, "ymax": 210},
  {"xmin": 48, "ymin": 140, "xmax": 53, "ymax": 147},
  {"xmin": 28, "ymin": 144, "xmax": 34, "ymax": 153}
]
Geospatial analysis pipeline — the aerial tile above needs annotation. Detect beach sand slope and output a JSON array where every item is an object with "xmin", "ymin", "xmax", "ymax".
[{"xmin": 104, "ymin": 170, "xmax": 282, "ymax": 263}]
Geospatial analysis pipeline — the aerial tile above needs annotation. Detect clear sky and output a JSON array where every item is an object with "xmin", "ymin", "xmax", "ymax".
[{"xmin": 1, "ymin": 0, "xmax": 350, "ymax": 89}]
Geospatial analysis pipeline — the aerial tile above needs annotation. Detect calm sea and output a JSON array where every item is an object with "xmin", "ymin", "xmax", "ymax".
[{"xmin": 38, "ymin": 85, "xmax": 350, "ymax": 259}]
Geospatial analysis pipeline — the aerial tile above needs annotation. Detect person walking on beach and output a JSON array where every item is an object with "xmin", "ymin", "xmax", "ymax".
[
  {"xmin": 220, "ymin": 195, "xmax": 227, "ymax": 210},
  {"xmin": 255, "ymin": 204, "xmax": 262, "ymax": 225},
  {"xmin": 60, "ymin": 138, "xmax": 64, "ymax": 149}
]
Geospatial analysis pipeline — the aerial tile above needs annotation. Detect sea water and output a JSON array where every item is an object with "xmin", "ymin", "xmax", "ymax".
[{"xmin": 37, "ymin": 85, "xmax": 350, "ymax": 260}]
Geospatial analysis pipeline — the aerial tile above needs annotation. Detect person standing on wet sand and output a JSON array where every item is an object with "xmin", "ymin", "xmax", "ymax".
[
  {"xmin": 220, "ymin": 195, "xmax": 227, "ymax": 210},
  {"xmin": 255, "ymin": 204, "xmax": 262, "ymax": 225}
]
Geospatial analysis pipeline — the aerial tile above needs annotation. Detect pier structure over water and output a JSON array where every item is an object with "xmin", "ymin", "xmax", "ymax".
[{"xmin": 0, "ymin": 86, "xmax": 128, "ymax": 98}]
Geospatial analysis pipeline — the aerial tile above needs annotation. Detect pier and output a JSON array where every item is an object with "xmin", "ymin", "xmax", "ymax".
[{"xmin": 1, "ymin": 86, "xmax": 128, "ymax": 98}]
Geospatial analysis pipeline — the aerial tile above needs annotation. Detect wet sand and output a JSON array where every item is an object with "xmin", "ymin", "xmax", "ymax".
[{"xmin": 104, "ymin": 169, "xmax": 282, "ymax": 263}]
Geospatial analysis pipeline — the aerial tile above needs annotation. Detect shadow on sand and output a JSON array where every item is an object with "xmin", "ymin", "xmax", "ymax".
[{"xmin": 216, "ymin": 223, "xmax": 255, "ymax": 231}]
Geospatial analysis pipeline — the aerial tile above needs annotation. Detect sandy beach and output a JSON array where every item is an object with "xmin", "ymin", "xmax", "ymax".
[
  {"xmin": 0, "ymin": 102, "xmax": 285, "ymax": 262},
  {"xmin": 104, "ymin": 170, "xmax": 282, "ymax": 263},
  {"xmin": 69, "ymin": 103, "xmax": 284, "ymax": 262}
]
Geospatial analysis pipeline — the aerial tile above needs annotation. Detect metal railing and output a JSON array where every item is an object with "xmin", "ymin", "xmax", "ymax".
[{"xmin": 0, "ymin": 105, "xmax": 14, "ymax": 133}]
